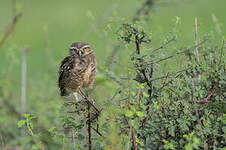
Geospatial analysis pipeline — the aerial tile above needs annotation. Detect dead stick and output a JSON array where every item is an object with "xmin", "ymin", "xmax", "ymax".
[
  {"xmin": 87, "ymin": 103, "xmax": 92, "ymax": 150},
  {"xmin": 188, "ymin": 87, "xmax": 216, "ymax": 103},
  {"xmin": 91, "ymin": 126, "xmax": 104, "ymax": 137},
  {"xmin": 71, "ymin": 130, "xmax": 76, "ymax": 150},
  {"xmin": 78, "ymin": 88, "xmax": 100, "ymax": 113},
  {"xmin": 195, "ymin": 17, "xmax": 201, "ymax": 80},
  {"xmin": 130, "ymin": 125, "xmax": 137, "ymax": 150},
  {"xmin": 0, "ymin": 11, "xmax": 23, "ymax": 48}
]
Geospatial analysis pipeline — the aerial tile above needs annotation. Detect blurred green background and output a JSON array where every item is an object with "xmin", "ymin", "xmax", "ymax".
[{"xmin": 0, "ymin": 0, "xmax": 225, "ymax": 149}]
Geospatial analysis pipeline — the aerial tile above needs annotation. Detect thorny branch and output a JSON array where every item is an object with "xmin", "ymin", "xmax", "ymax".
[
  {"xmin": 188, "ymin": 87, "xmax": 217, "ymax": 104},
  {"xmin": 132, "ymin": 27, "xmax": 153, "ymax": 96},
  {"xmin": 130, "ymin": 125, "xmax": 137, "ymax": 150},
  {"xmin": 91, "ymin": 126, "xmax": 104, "ymax": 137},
  {"xmin": 152, "ymin": 37, "xmax": 176, "ymax": 52},
  {"xmin": 67, "ymin": 88, "xmax": 103, "ymax": 149},
  {"xmin": 149, "ymin": 38, "xmax": 209, "ymax": 65},
  {"xmin": 87, "ymin": 102, "xmax": 92, "ymax": 150},
  {"xmin": 78, "ymin": 88, "xmax": 100, "ymax": 113},
  {"xmin": 106, "ymin": 0, "xmax": 154, "ymax": 69}
]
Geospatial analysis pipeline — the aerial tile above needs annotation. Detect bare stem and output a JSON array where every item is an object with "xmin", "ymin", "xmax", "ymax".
[
  {"xmin": 71, "ymin": 130, "xmax": 76, "ymax": 150},
  {"xmin": 194, "ymin": 18, "xmax": 200, "ymax": 64},
  {"xmin": 83, "ymin": 112, "xmax": 87, "ymax": 150},
  {"xmin": 87, "ymin": 103, "xmax": 92, "ymax": 150},
  {"xmin": 0, "ymin": 11, "xmax": 23, "ymax": 48},
  {"xmin": 195, "ymin": 18, "xmax": 201, "ymax": 80},
  {"xmin": 21, "ymin": 48, "xmax": 29, "ymax": 114},
  {"xmin": 130, "ymin": 125, "xmax": 137, "ymax": 150}
]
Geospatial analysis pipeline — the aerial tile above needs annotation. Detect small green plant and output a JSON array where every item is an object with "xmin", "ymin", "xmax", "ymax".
[
  {"xmin": 18, "ymin": 114, "xmax": 45, "ymax": 150},
  {"xmin": 18, "ymin": 113, "xmax": 36, "ymax": 136}
]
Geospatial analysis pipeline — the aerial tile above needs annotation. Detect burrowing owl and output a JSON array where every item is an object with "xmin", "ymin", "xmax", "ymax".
[{"xmin": 58, "ymin": 42, "xmax": 96, "ymax": 97}]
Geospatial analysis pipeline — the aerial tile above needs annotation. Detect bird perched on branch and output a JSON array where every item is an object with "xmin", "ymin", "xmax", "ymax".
[{"xmin": 58, "ymin": 42, "xmax": 96, "ymax": 98}]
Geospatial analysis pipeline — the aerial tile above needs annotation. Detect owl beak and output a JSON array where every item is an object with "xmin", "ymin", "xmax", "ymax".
[{"xmin": 77, "ymin": 50, "xmax": 83, "ymax": 56}]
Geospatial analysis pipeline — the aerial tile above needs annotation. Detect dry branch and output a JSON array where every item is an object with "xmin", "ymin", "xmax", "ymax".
[
  {"xmin": 130, "ymin": 125, "xmax": 137, "ymax": 150},
  {"xmin": 106, "ymin": 0, "xmax": 154, "ymax": 69},
  {"xmin": 71, "ymin": 130, "xmax": 76, "ymax": 150},
  {"xmin": 152, "ymin": 37, "xmax": 176, "ymax": 52},
  {"xmin": 0, "ymin": 11, "xmax": 23, "ymax": 48},
  {"xmin": 87, "ymin": 103, "xmax": 92, "ymax": 150},
  {"xmin": 188, "ymin": 87, "xmax": 216, "ymax": 104}
]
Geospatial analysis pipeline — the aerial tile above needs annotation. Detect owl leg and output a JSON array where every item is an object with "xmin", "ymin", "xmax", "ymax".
[{"xmin": 73, "ymin": 92, "xmax": 80, "ymax": 102}]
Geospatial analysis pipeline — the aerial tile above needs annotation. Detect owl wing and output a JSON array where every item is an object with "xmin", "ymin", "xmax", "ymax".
[
  {"xmin": 87, "ymin": 53, "xmax": 97, "ymax": 88},
  {"xmin": 58, "ymin": 55, "xmax": 75, "ymax": 96}
]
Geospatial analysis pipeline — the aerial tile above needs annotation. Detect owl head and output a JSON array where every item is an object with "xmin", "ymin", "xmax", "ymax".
[{"xmin": 69, "ymin": 42, "xmax": 93, "ymax": 57}]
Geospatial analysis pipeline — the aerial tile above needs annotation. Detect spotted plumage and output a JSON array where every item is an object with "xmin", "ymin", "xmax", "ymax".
[{"xmin": 58, "ymin": 42, "xmax": 96, "ymax": 96}]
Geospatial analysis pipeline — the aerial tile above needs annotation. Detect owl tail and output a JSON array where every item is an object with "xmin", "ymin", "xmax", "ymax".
[{"xmin": 60, "ymin": 88, "xmax": 69, "ymax": 96}]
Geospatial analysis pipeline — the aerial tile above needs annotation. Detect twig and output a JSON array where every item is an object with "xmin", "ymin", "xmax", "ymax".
[
  {"xmin": 83, "ymin": 112, "xmax": 87, "ymax": 150},
  {"xmin": 108, "ymin": 89, "xmax": 121, "ymax": 102},
  {"xmin": 195, "ymin": 18, "xmax": 201, "ymax": 80},
  {"xmin": 91, "ymin": 126, "xmax": 104, "ymax": 137},
  {"xmin": 26, "ymin": 131, "xmax": 45, "ymax": 150},
  {"xmin": 98, "ymin": 67, "xmax": 124, "ymax": 87},
  {"xmin": 188, "ymin": 87, "xmax": 216, "ymax": 104},
  {"xmin": 73, "ymin": 88, "xmax": 103, "ymax": 149},
  {"xmin": 106, "ymin": 0, "xmax": 154, "ymax": 69},
  {"xmin": 194, "ymin": 18, "xmax": 200, "ymax": 64},
  {"xmin": 193, "ymin": 17, "xmax": 206, "ymax": 150},
  {"xmin": 71, "ymin": 130, "xmax": 76, "ymax": 150},
  {"xmin": 149, "ymin": 39, "xmax": 209, "ymax": 65},
  {"xmin": 72, "ymin": 111, "xmax": 101, "ymax": 130},
  {"xmin": 130, "ymin": 125, "xmax": 137, "ymax": 150},
  {"xmin": 150, "ymin": 66, "xmax": 192, "ymax": 82},
  {"xmin": 157, "ymin": 72, "xmax": 169, "ymax": 92},
  {"xmin": 0, "ymin": 11, "xmax": 23, "ymax": 48},
  {"xmin": 152, "ymin": 37, "xmax": 175, "ymax": 52},
  {"xmin": 78, "ymin": 88, "xmax": 99, "ymax": 113},
  {"xmin": 135, "ymin": 88, "xmax": 142, "ymax": 106},
  {"xmin": 218, "ymin": 39, "xmax": 225, "ymax": 67},
  {"xmin": 134, "ymin": 33, "xmax": 152, "ymax": 94},
  {"xmin": 87, "ymin": 103, "xmax": 92, "ymax": 150},
  {"xmin": 0, "ymin": 135, "xmax": 4, "ymax": 150}
]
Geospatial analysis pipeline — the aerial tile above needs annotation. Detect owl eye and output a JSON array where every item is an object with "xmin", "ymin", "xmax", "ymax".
[{"xmin": 83, "ymin": 47, "xmax": 89, "ymax": 51}]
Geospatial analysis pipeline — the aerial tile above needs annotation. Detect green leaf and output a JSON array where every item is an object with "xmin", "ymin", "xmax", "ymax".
[
  {"xmin": 78, "ymin": 133, "xmax": 85, "ymax": 141},
  {"xmin": 23, "ymin": 113, "xmax": 30, "ymax": 118},
  {"xmin": 136, "ymin": 111, "xmax": 145, "ymax": 118},
  {"xmin": 169, "ymin": 126, "xmax": 175, "ymax": 137},
  {"xmin": 18, "ymin": 120, "xmax": 26, "ymax": 128},
  {"xmin": 125, "ymin": 110, "xmax": 133, "ymax": 118},
  {"xmin": 222, "ymin": 126, "xmax": 226, "ymax": 134}
]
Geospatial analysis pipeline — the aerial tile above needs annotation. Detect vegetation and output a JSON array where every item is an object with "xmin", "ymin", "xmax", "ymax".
[{"xmin": 0, "ymin": 0, "xmax": 225, "ymax": 149}]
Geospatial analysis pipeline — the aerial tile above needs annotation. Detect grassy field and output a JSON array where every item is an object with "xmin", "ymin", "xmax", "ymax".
[
  {"xmin": 0, "ymin": 0, "xmax": 225, "ymax": 149},
  {"xmin": 0, "ymin": 0, "xmax": 225, "ymax": 78}
]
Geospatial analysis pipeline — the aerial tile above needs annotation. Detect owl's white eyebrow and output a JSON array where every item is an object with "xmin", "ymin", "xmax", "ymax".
[
  {"xmin": 70, "ymin": 47, "xmax": 78, "ymax": 50},
  {"xmin": 81, "ymin": 45, "xmax": 90, "ymax": 49}
]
